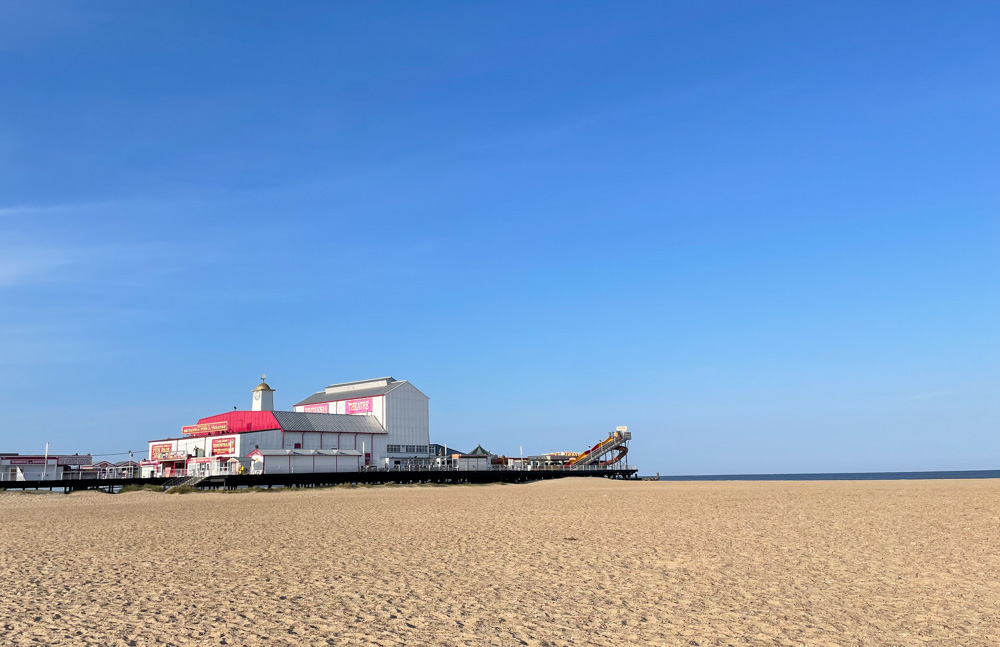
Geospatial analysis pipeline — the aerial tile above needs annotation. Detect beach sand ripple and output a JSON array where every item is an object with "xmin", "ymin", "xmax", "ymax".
[{"xmin": 1, "ymin": 479, "xmax": 998, "ymax": 645}]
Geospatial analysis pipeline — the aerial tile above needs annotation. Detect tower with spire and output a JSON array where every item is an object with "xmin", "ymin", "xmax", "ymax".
[{"xmin": 251, "ymin": 374, "xmax": 275, "ymax": 411}]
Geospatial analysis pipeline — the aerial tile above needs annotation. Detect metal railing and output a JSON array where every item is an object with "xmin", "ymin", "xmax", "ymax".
[
  {"xmin": 381, "ymin": 463, "xmax": 636, "ymax": 473},
  {"xmin": 2, "ymin": 462, "xmax": 636, "ymax": 482},
  {"xmin": 1, "ymin": 468, "xmax": 139, "ymax": 482}
]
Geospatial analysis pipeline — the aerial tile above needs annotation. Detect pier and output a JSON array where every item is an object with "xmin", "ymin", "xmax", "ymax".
[{"xmin": 1, "ymin": 465, "xmax": 639, "ymax": 493}]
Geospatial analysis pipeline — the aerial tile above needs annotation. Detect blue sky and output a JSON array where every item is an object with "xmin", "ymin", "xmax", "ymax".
[{"xmin": 0, "ymin": 1, "xmax": 997, "ymax": 474}]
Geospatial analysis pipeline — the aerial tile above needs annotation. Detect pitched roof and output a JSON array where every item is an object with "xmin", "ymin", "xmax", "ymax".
[
  {"xmin": 430, "ymin": 443, "xmax": 463, "ymax": 456},
  {"xmin": 326, "ymin": 376, "xmax": 395, "ymax": 389},
  {"xmin": 272, "ymin": 411, "xmax": 386, "ymax": 434},
  {"xmin": 196, "ymin": 410, "xmax": 386, "ymax": 435},
  {"xmin": 469, "ymin": 444, "xmax": 491, "ymax": 456},
  {"xmin": 199, "ymin": 411, "xmax": 280, "ymax": 433},
  {"xmin": 294, "ymin": 380, "xmax": 409, "ymax": 407}
]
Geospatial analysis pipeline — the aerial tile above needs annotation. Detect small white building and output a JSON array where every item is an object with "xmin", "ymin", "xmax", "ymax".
[
  {"xmin": 247, "ymin": 448, "xmax": 363, "ymax": 474},
  {"xmin": 0, "ymin": 454, "xmax": 92, "ymax": 482},
  {"xmin": 434, "ymin": 454, "xmax": 491, "ymax": 471}
]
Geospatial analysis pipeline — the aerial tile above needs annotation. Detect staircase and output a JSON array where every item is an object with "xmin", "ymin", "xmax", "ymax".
[
  {"xmin": 567, "ymin": 430, "xmax": 632, "ymax": 467},
  {"xmin": 161, "ymin": 474, "xmax": 208, "ymax": 490}
]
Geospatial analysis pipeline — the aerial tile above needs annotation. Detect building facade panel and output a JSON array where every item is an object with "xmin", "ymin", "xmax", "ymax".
[
  {"xmin": 384, "ymin": 381, "xmax": 430, "ymax": 454},
  {"xmin": 236, "ymin": 429, "xmax": 282, "ymax": 456},
  {"xmin": 336, "ymin": 455, "xmax": 360, "ymax": 472},
  {"xmin": 265, "ymin": 455, "xmax": 290, "ymax": 474},
  {"xmin": 290, "ymin": 454, "xmax": 313, "ymax": 473}
]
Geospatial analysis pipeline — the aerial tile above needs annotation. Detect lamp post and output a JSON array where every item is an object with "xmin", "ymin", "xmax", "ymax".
[{"xmin": 42, "ymin": 442, "xmax": 49, "ymax": 481}]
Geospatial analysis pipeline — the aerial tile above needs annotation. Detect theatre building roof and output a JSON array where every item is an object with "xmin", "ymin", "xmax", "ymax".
[{"xmin": 193, "ymin": 410, "xmax": 386, "ymax": 435}]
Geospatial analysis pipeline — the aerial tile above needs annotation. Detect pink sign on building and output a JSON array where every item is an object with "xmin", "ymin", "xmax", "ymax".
[
  {"xmin": 345, "ymin": 397, "xmax": 373, "ymax": 414},
  {"xmin": 304, "ymin": 402, "xmax": 330, "ymax": 414}
]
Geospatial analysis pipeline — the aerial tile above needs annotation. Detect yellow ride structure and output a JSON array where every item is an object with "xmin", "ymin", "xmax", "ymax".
[{"xmin": 566, "ymin": 427, "xmax": 631, "ymax": 467}]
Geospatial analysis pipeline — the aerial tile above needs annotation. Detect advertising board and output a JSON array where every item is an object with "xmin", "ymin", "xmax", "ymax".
[
  {"xmin": 303, "ymin": 402, "xmax": 330, "ymax": 414},
  {"xmin": 7, "ymin": 457, "xmax": 49, "ymax": 465},
  {"xmin": 57, "ymin": 455, "xmax": 92, "ymax": 466},
  {"xmin": 211, "ymin": 437, "xmax": 236, "ymax": 456},
  {"xmin": 151, "ymin": 443, "xmax": 173, "ymax": 460},
  {"xmin": 345, "ymin": 397, "xmax": 373, "ymax": 415},
  {"xmin": 181, "ymin": 421, "xmax": 230, "ymax": 436}
]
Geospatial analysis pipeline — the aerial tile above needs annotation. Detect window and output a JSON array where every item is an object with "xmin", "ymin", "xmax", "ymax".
[{"xmin": 387, "ymin": 445, "xmax": 428, "ymax": 454}]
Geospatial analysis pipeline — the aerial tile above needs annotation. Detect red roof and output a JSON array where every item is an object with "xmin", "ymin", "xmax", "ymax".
[{"xmin": 197, "ymin": 411, "xmax": 280, "ymax": 433}]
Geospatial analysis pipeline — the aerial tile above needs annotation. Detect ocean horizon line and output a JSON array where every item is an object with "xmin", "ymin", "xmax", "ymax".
[{"xmin": 652, "ymin": 469, "xmax": 1000, "ymax": 481}]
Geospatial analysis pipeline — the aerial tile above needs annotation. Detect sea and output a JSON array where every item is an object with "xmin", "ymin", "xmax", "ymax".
[{"xmin": 650, "ymin": 470, "xmax": 1000, "ymax": 481}]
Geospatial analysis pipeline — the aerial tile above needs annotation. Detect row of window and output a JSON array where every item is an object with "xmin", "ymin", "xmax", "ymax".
[{"xmin": 387, "ymin": 445, "xmax": 429, "ymax": 454}]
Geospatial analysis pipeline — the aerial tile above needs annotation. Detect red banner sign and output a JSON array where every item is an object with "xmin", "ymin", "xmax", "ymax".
[
  {"xmin": 211, "ymin": 437, "xmax": 235, "ymax": 456},
  {"xmin": 181, "ymin": 421, "xmax": 230, "ymax": 436},
  {"xmin": 151, "ymin": 443, "xmax": 173, "ymax": 460},
  {"xmin": 346, "ymin": 397, "xmax": 373, "ymax": 414}
]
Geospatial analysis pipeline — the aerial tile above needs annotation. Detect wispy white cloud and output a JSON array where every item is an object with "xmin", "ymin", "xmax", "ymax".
[
  {"xmin": 0, "ymin": 205, "xmax": 39, "ymax": 217},
  {"xmin": 0, "ymin": 245, "xmax": 78, "ymax": 287},
  {"xmin": 0, "ymin": 337, "xmax": 121, "ymax": 367},
  {"xmin": 0, "ymin": 233, "xmax": 220, "ymax": 366},
  {"xmin": 0, "ymin": 195, "xmax": 225, "ymax": 290},
  {"xmin": 0, "ymin": 238, "xmax": 223, "ymax": 289},
  {"xmin": 0, "ymin": 200, "xmax": 119, "ymax": 218}
]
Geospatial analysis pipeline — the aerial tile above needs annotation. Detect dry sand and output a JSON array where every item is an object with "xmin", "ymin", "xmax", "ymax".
[{"xmin": 1, "ymin": 478, "xmax": 998, "ymax": 646}]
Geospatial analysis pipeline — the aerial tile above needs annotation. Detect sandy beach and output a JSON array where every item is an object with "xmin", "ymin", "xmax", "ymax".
[{"xmin": 1, "ymin": 478, "xmax": 998, "ymax": 646}]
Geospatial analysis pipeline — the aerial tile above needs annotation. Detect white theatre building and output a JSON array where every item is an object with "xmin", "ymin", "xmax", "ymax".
[
  {"xmin": 145, "ymin": 376, "xmax": 431, "ymax": 477},
  {"xmin": 294, "ymin": 377, "xmax": 431, "ymax": 461}
]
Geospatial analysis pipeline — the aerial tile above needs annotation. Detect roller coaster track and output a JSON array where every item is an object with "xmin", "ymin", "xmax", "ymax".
[{"xmin": 567, "ymin": 430, "xmax": 631, "ymax": 467}]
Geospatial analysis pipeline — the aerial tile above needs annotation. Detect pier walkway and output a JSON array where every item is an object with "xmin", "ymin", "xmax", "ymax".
[{"xmin": 1, "ymin": 466, "xmax": 639, "ymax": 493}]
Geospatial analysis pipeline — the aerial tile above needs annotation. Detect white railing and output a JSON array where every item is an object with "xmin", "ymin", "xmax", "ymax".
[
  {"xmin": 381, "ymin": 463, "xmax": 636, "ymax": 473},
  {"xmin": 3, "ymin": 462, "xmax": 637, "ymax": 483}
]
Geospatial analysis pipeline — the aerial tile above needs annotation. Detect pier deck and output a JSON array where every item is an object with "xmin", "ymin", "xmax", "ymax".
[{"xmin": 1, "ymin": 467, "xmax": 639, "ymax": 493}]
